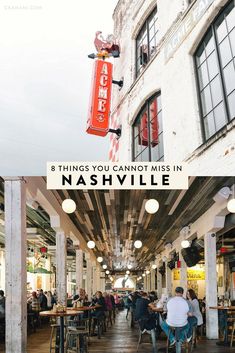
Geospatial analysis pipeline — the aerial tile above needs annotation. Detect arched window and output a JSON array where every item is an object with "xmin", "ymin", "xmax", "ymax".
[
  {"xmin": 133, "ymin": 92, "xmax": 163, "ymax": 162},
  {"xmin": 114, "ymin": 277, "xmax": 135, "ymax": 289},
  {"xmin": 136, "ymin": 6, "xmax": 159, "ymax": 77},
  {"xmin": 195, "ymin": 0, "xmax": 235, "ymax": 141}
]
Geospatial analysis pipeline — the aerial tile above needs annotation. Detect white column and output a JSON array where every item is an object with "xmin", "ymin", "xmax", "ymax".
[
  {"xmin": 85, "ymin": 253, "xmax": 92, "ymax": 299},
  {"xmin": 147, "ymin": 274, "xmax": 151, "ymax": 292},
  {"xmin": 96, "ymin": 266, "xmax": 101, "ymax": 291},
  {"xmin": 165, "ymin": 265, "xmax": 172, "ymax": 296},
  {"xmin": 92, "ymin": 264, "xmax": 97, "ymax": 295},
  {"xmin": 56, "ymin": 231, "xmax": 67, "ymax": 305},
  {"xmin": 75, "ymin": 248, "xmax": 83, "ymax": 294},
  {"xmin": 100, "ymin": 274, "xmax": 105, "ymax": 292},
  {"xmin": 156, "ymin": 269, "xmax": 162, "ymax": 298},
  {"xmin": 179, "ymin": 252, "xmax": 187, "ymax": 295},
  {"xmin": 5, "ymin": 178, "xmax": 27, "ymax": 353},
  {"xmin": 144, "ymin": 276, "xmax": 147, "ymax": 291},
  {"xmin": 205, "ymin": 232, "xmax": 219, "ymax": 339},
  {"xmin": 151, "ymin": 270, "xmax": 156, "ymax": 291}
]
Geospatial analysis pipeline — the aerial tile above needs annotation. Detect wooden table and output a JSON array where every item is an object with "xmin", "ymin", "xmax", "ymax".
[
  {"xmin": 209, "ymin": 306, "xmax": 235, "ymax": 346},
  {"xmin": 40, "ymin": 310, "xmax": 78, "ymax": 353}
]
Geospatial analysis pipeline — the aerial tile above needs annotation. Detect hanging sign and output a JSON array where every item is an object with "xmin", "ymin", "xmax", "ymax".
[
  {"xmin": 87, "ymin": 60, "xmax": 113, "ymax": 137},
  {"xmin": 173, "ymin": 269, "xmax": 205, "ymax": 281}
]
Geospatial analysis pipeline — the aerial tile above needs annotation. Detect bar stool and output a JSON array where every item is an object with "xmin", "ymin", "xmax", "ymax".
[
  {"xmin": 65, "ymin": 321, "xmax": 89, "ymax": 353},
  {"xmin": 230, "ymin": 320, "xmax": 235, "ymax": 347},
  {"xmin": 166, "ymin": 326, "xmax": 190, "ymax": 353},
  {"xmin": 136, "ymin": 321, "xmax": 157, "ymax": 353},
  {"xmin": 49, "ymin": 324, "xmax": 60, "ymax": 353}
]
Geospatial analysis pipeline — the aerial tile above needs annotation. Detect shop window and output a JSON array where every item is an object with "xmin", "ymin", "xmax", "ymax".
[
  {"xmin": 133, "ymin": 93, "xmax": 163, "ymax": 162},
  {"xmin": 136, "ymin": 6, "xmax": 159, "ymax": 77},
  {"xmin": 195, "ymin": 0, "xmax": 235, "ymax": 141}
]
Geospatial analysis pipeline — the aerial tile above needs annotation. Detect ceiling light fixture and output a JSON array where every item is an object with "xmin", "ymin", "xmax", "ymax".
[
  {"xmin": 152, "ymin": 264, "xmax": 157, "ymax": 270},
  {"xmin": 134, "ymin": 240, "xmax": 142, "ymax": 249},
  {"xmin": 181, "ymin": 240, "xmax": 191, "ymax": 249},
  {"xmin": 126, "ymin": 270, "xmax": 130, "ymax": 275},
  {"xmin": 146, "ymin": 270, "xmax": 150, "ymax": 275},
  {"xmin": 87, "ymin": 240, "xmax": 95, "ymax": 249},
  {"xmin": 97, "ymin": 257, "xmax": 103, "ymax": 263},
  {"xmin": 145, "ymin": 199, "xmax": 159, "ymax": 214},
  {"xmin": 106, "ymin": 270, "xmax": 110, "ymax": 275},
  {"xmin": 62, "ymin": 199, "xmax": 76, "ymax": 214},
  {"xmin": 103, "ymin": 264, "xmax": 107, "ymax": 270},
  {"xmin": 227, "ymin": 199, "xmax": 235, "ymax": 213},
  {"xmin": 127, "ymin": 264, "xmax": 132, "ymax": 270}
]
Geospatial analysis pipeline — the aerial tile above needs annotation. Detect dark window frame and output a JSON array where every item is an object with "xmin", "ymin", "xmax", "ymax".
[
  {"xmin": 195, "ymin": 0, "xmax": 235, "ymax": 142},
  {"xmin": 132, "ymin": 92, "xmax": 164, "ymax": 162},
  {"xmin": 135, "ymin": 6, "xmax": 159, "ymax": 78}
]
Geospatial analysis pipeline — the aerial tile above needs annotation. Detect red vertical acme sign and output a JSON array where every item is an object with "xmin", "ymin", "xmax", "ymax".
[{"xmin": 86, "ymin": 60, "xmax": 113, "ymax": 137}]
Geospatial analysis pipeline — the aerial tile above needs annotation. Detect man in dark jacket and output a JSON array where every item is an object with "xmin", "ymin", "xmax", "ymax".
[{"xmin": 38, "ymin": 289, "xmax": 48, "ymax": 310}]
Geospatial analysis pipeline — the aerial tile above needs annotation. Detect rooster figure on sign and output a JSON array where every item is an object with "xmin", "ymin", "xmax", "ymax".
[{"xmin": 94, "ymin": 31, "xmax": 120, "ymax": 57}]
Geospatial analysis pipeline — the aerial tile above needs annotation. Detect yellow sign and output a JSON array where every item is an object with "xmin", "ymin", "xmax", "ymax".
[{"xmin": 173, "ymin": 269, "xmax": 205, "ymax": 281}]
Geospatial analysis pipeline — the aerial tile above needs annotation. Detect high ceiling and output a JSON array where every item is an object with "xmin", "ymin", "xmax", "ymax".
[
  {"xmin": 0, "ymin": 177, "xmax": 234, "ymax": 271},
  {"xmin": 52, "ymin": 177, "xmax": 234, "ymax": 270}
]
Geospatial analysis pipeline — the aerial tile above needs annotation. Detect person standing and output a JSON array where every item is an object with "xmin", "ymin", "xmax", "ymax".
[
  {"xmin": 46, "ymin": 291, "xmax": 53, "ymax": 310},
  {"xmin": 0, "ymin": 290, "xmax": 5, "ymax": 319},
  {"xmin": 38, "ymin": 289, "xmax": 48, "ymax": 310}
]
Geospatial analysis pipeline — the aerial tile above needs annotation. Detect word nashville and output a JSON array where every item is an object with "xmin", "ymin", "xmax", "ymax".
[{"xmin": 62, "ymin": 174, "xmax": 170, "ymax": 187}]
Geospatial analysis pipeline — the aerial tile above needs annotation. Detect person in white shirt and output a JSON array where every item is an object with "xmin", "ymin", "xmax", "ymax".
[{"xmin": 161, "ymin": 287, "xmax": 192, "ymax": 347}]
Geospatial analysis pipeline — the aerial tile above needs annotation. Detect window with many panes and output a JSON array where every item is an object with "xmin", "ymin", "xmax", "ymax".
[
  {"xmin": 195, "ymin": 0, "xmax": 235, "ymax": 141},
  {"xmin": 136, "ymin": 6, "xmax": 159, "ymax": 77},
  {"xmin": 133, "ymin": 93, "xmax": 163, "ymax": 162}
]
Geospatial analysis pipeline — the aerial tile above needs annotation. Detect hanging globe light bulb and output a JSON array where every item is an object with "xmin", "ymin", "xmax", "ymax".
[
  {"xmin": 145, "ymin": 199, "xmax": 159, "ymax": 214},
  {"xmin": 62, "ymin": 199, "xmax": 76, "ymax": 214}
]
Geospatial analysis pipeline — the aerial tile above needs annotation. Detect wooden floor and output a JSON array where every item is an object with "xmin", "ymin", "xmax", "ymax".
[{"xmin": 0, "ymin": 311, "xmax": 235, "ymax": 352}]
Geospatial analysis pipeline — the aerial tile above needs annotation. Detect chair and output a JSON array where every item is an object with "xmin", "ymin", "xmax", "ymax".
[
  {"xmin": 230, "ymin": 320, "xmax": 235, "ymax": 347},
  {"xmin": 65, "ymin": 320, "xmax": 89, "ymax": 353},
  {"xmin": 49, "ymin": 324, "xmax": 60, "ymax": 353},
  {"xmin": 136, "ymin": 320, "xmax": 157, "ymax": 353},
  {"xmin": 166, "ymin": 326, "xmax": 190, "ymax": 353}
]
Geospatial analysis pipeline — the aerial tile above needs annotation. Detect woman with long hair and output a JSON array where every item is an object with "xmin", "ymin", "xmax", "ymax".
[{"xmin": 187, "ymin": 289, "xmax": 203, "ymax": 340}]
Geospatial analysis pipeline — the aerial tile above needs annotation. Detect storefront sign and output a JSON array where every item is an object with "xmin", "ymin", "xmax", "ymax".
[
  {"xmin": 87, "ymin": 60, "xmax": 113, "ymax": 137},
  {"xmin": 165, "ymin": 0, "xmax": 216, "ymax": 62},
  {"xmin": 173, "ymin": 269, "xmax": 205, "ymax": 281}
]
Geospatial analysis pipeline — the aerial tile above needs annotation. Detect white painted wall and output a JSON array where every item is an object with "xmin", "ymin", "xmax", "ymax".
[{"xmin": 111, "ymin": 0, "xmax": 235, "ymax": 175}]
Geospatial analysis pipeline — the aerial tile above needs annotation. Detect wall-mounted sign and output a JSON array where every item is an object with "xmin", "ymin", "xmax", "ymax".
[
  {"xmin": 165, "ymin": 0, "xmax": 216, "ymax": 62},
  {"xmin": 87, "ymin": 60, "xmax": 113, "ymax": 137},
  {"xmin": 173, "ymin": 268, "xmax": 205, "ymax": 281}
]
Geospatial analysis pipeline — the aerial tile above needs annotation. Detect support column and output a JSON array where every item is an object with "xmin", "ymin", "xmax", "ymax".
[
  {"xmin": 156, "ymin": 269, "xmax": 162, "ymax": 298},
  {"xmin": 151, "ymin": 270, "xmax": 156, "ymax": 291},
  {"xmin": 144, "ymin": 276, "xmax": 147, "ymax": 291},
  {"xmin": 205, "ymin": 232, "xmax": 219, "ymax": 339},
  {"xmin": 100, "ymin": 274, "xmax": 105, "ymax": 292},
  {"xmin": 75, "ymin": 248, "xmax": 83, "ymax": 294},
  {"xmin": 5, "ymin": 178, "xmax": 27, "ymax": 353},
  {"xmin": 92, "ymin": 264, "xmax": 97, "ymax": 295},
  {"xmin": 85, "ymin": 253, "xmax": 92, "ymax": 299},
  {"xmin": 56, "ymin": 231, "xmax": 67, "ymax": 305},
  {"xmin": 165, "ymin": 264, "xmax": 172, "ymax": 296},
  {"xmin": 179, "ymin": 252, "xmax": 187, "ymax": 295}
]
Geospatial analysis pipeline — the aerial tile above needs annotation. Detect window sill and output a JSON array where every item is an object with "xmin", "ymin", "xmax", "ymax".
[{"xmin": 185, "ymin": 118, "xmax": 235, "ymax": 163}]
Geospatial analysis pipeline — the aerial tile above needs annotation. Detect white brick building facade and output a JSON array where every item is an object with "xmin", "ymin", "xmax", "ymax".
[{"xmin": 109, "ymin": 0, "xmax": 235, "ymax": 176}]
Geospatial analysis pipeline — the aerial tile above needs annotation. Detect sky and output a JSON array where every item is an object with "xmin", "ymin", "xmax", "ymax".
[{"xmin": 0, "ymin": 0, "xmax": 118, "ymax": 175}]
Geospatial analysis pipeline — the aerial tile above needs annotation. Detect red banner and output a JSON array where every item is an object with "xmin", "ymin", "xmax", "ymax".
[{"xmin": 87, "ymin": 60, "xmax": 113, "ymax": 137}]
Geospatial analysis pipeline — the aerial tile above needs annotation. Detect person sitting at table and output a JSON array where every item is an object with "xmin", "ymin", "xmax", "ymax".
[
  {"xmin": 186, "ymin": 289, "xmax": 203, "ymax": 339},
  {"xmin": 161, "ymin": 287, "xmax": 193, "ymax": 347},
  {"xmin": 91, "ymin": 291, "xmax": 106, "ymax": 335},
  {"xmin": 135, "ymin": 292, "xmax": 156, "ymax": 333}
]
